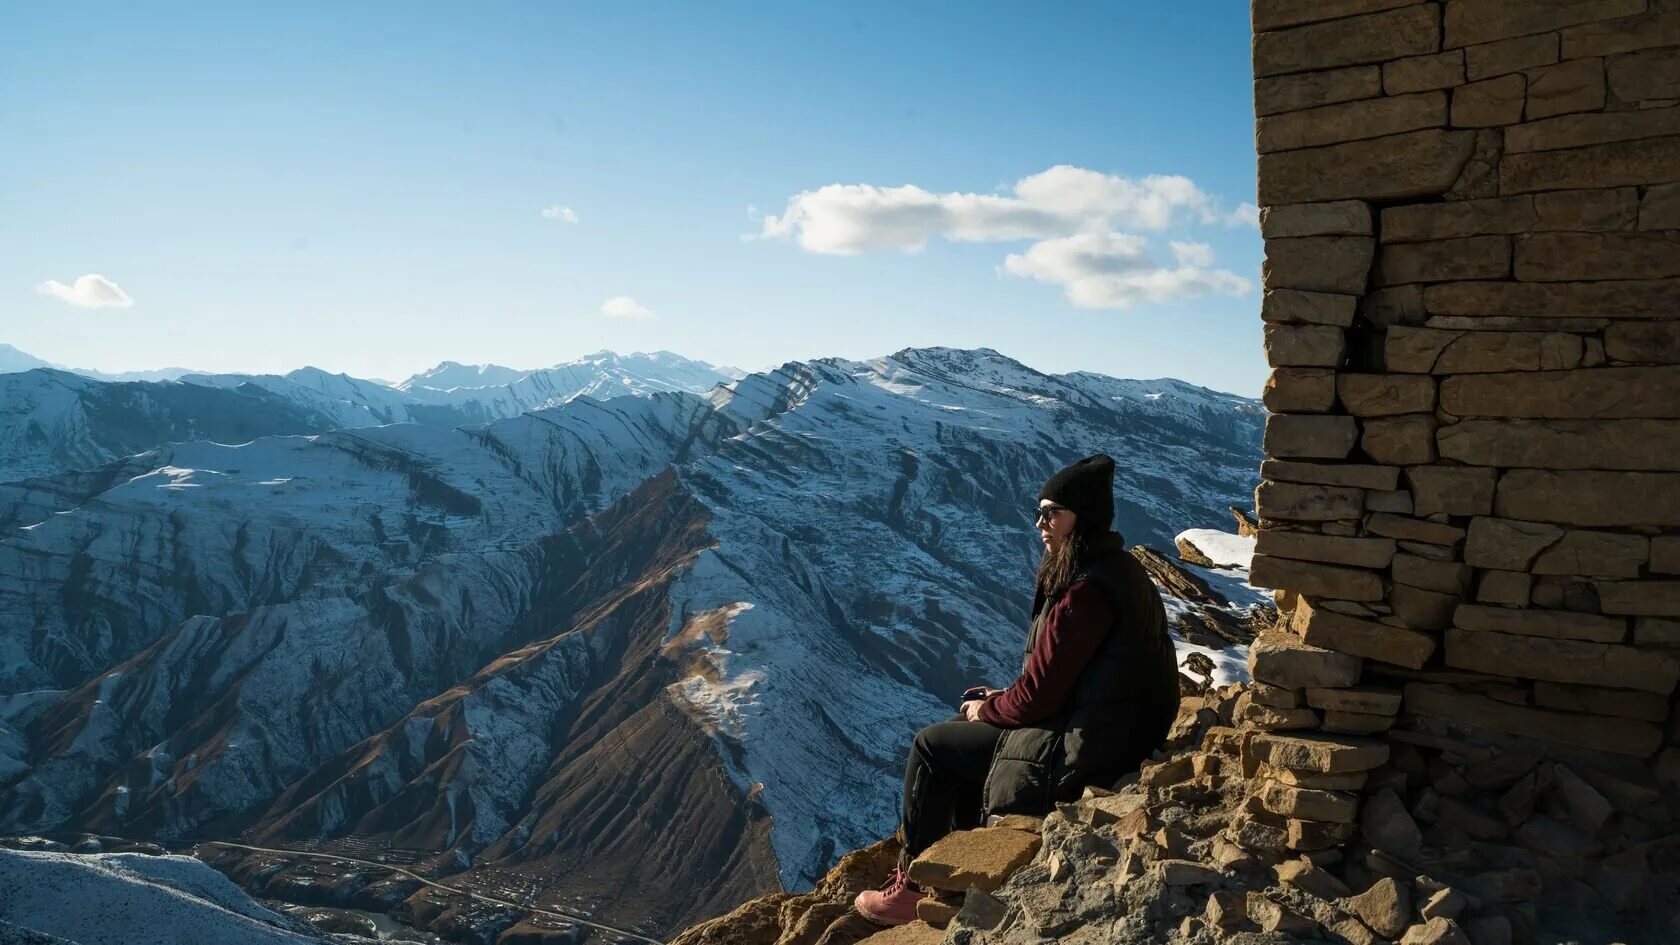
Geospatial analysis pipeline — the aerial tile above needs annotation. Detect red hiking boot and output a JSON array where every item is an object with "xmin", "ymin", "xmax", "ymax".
[{"xmin": 854, "ymin": 865, "xmax": 926, "ymax": 926}]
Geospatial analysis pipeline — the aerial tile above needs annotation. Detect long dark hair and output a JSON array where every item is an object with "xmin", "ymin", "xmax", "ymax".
[{"xmin": 1035, "ymin": 527, "xmax": 1091, "ymax": 603}]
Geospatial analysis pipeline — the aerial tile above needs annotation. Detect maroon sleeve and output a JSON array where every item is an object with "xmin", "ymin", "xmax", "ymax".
[{"xmin": 979, "ymin": 580, "xmax": 1113, "ymax": 727}]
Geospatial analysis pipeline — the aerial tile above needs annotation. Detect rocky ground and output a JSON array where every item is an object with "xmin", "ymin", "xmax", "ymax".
[{"xmin": 670, "ymin": 671, "xmax": 1680, "ymax": 945}]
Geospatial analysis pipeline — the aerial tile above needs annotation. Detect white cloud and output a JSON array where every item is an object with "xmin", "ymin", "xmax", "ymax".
[
  {"xmin": 541, "ymin": 205, "xmax": 579, "ymax": 223},
  {"xmin": 601, "ymin": 296, "xmax": 652, "ymax": 319},
  {"xmin": 755, "ymin": 164, "xmax": 1250, "ymax": 254},
  {"xmin": 1227, "ymin": 202, "xmax": 1261, "ymax": 229},
  {"xmin": 34, "ymin": 274, "xmax": 134, "ymax": 309},
  {"xmin": 1170, "ymin": 241, "xmax": 1216, "ymax": 268},
  {"xmin": 1003, "ymin": 232, "xmax": 1252, "ymax": 309}
]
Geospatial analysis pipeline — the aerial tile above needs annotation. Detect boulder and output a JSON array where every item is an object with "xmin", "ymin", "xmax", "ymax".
[{"xmin": 905, "ymin": 828, "xmax": 1040, "ymax": 894}]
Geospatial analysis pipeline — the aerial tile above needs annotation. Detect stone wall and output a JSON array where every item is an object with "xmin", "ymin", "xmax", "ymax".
[{"xmin": 1243, "ymin": 0, "xmax": 1680, "ymax": 915}]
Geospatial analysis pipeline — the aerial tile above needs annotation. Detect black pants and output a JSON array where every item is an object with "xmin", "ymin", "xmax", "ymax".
[{"xmin": 899, "ymin": 714, "xmax": 1005, "ymax": 868}]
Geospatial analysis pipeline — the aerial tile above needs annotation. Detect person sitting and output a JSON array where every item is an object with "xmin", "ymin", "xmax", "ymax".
[{"xmin": 855, "ymin": 453, "xmax": 1179, "ymax": 926}]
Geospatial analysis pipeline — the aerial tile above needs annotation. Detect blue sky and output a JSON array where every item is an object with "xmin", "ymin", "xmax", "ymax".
[{"xmin": 1, "ymin": 1, "xmax": 1265, "ymax": 393}]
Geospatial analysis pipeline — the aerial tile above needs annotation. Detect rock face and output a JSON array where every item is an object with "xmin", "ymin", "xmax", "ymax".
[{"xmin": 1242, "ymin": 0, "xmax": 1680, "ymax": 942}]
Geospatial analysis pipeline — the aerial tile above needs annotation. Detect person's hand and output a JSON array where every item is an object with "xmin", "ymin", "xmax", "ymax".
[{"xmin": 961, "ymin": 699, "xmax": 986, "ymax": 722}]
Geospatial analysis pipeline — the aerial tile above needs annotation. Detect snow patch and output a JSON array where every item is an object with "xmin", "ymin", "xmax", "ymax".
[{"xmin": 1174, "ymin": 528, "xmax": 1256, "ymax": 570}]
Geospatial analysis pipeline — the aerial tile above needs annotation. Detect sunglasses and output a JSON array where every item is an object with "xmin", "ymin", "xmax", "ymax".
[{"xmin": 1033, "ymin": 504, "xmax": 1071, "ymax": 524}]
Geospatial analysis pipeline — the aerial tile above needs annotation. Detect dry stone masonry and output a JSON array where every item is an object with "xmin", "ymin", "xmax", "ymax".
[{"xmin": 1247, "ymin": 0, "xmax": 1680, "ymax": 937}]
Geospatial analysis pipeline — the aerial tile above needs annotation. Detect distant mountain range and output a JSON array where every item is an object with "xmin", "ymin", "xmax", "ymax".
[
  {"xmin": 0, "ymin": 347, "xmax": 744, "ymax": 482},
  {"xmin": 0, "ymin": 344, "xmax": 1264, "ymax": 939}
]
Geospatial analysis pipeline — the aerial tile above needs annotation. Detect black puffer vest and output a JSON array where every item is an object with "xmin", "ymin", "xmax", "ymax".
[{"xmin": 980, "ymin": 531, "xmax": 1179, "ymax": 818}]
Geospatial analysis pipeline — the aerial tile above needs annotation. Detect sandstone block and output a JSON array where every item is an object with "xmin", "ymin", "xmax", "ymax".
[
  {"xmin": 1259, "ymin": 130, "xmax": 1479, "ymax": 204},
  {"xmin": 1561, "ymin": 10, "xmax": 1680, "ymax": 58},
  {"xmin": 1262, "ymin": 288, "xmax": 1358, "ymax": 326},
  {"xmin": 1639, "ymin": 183, "xmax": 1680, "ymax": 230},
  {"xmin": 1250, "ymin": 683, "xmax": 1304, "ymax": 708},
  {"xmin": 1524, "ymin": 57, "xmax": 1605, "ymax": 119},
  {"xmin": 1607, "ymin": 46, "xmax": 1680, "ymax": 102},
  {"xmin": 1264, "ymin": 368, "xmax": 1339, "ymax": 413},
  {"xmin": 1255, "ymin": 529, "xmax": 1397, "ymax": 568},
  {"xmin": 1259, "ymin": 91, "xmax": 1446, "ymax": 153},
  {"xmin": 1533, "ymin": 680, "xmax": 1670, "ymax": 721},
  {"xmin": 1306, "ymin": 686, "xmax": 1401, "ymax": 715},
  {"xmin": 1252, "ymin": 733, "xmax": 1389, "ymax": 774},
  {"xmin": 1381, "ymin": 195, "xmax": 1535, "ymax": 241},
  {"xmin": 1246, "ymin": 891, "xmax": 1317, "ymax": 934},
  {"xmin": 1377, "ymin": 236, "xmax": 1510, "ymax": 285},
  {"xmin": 1501, "ymin": 135, "xmax": 1680, "ymax": 193},
  {"xmin": 1534, "ymin": 186, "xmax": 1642, "ymax": 230},
  {"xmin": 1239, "ymin": 698, "xmax": 1322, "ymax": 731},
  {"xmin": 1465, "ymin": 515, "xmax": 1563, "ymax": 570},
  {"xmin": 1248, "ymin": 630, "xmax": 1364, "ymax": 689},
  {"xmin": 1260, "ymin": 200, "xmax": 1373, "ymax": 238},
  {"xmin": 1405, "ymin": 681, "xmax": 1665, "ymax": 754},
  {"xmin": 1349, "ymin": 877, "xmax": 1412, "ymax": 939},
  {"xmin": 1255, "ymin": 480, "xmax": 1364, "ymax": 521},
  {"xmin": 1399, "ymin": 916, "xmax": 1472, "ymax": 945},
  {"xmin": 1445, "ymin": 626, "xmax": 1680, "ymax": 693},
  {"xmin": 1367, "ymin": 512, "xmax": 1465, "ymax": 545},
  {"xmin": 1252, "ymin": 0, "xmax": 1420, "ymax": 31},
  {"xmin": 1452, "ymin": 74, "xmax": 1525, "ymax": 127},
  {"xmin": 1287, "ymin": 818, "xmax": 1357, "ymax": 851},
  {"xmin": 1508, "ymin": 108, "xmax": 1680, "ymax": 153},
  {"xmin": 1394, "ymin": 554, "xmax": 1472, "ymax": 595},
  {"xmin": 1362, "ymin": 787, "xmax": 1424, "ymax": 850},
  {"xmin": 1444, "ymin": 0, "xmax": 1645, "ymax": 48},
  {"xmin": 1636, "ymin": 616, "xmax": 1680, "ymax": 644},
  {"xmin": 1465, "ymin": 33, "xmax": 1560, "ymax": 80},
  {"xmin": 1454, "ymin": 602, "xmax": 1626, "ymax": 642},
  {"xmin": 1337, "ymin": 374, "xmax": 1436, "ymax": 416},
  {"xmin": 1362, "ymin": 414, "xmax": 1436, "ymax": 465},
  {"xmin": 1265, "ymin": 324, "xmax": 1348, "ymax": 367},
  {"xmin": 1532, "ymin": 528, "xmax": 1649, "ymax": 577},
  {"xmin": 1274, "ymin": 858, "xmax": 1352, "ymax": 899},
  {"xmin": 1443, "ymin": 367, "xmax": 1680, "ymax": 419},
  {"xmin": 1294, "ymin": 597, "xmax": 1437, "ymax": 668},
  {"xmin": 1260, "ymin": 764, "xmax": 1369, "ymax": 791},
  {"xmin": 1252, "ymin": 553, "xmax": 1385, "ymax": 601},
  {"xmin": 1405, "ymin": 465, "xmax": 1495, "ymax": 516},
  {"xmin": 1266, "ymin": 414, "xmax": 1360, "ymax": 459},
  {"xmin": 1263, "ymin": 237, "xmax": 1375, "ymax": 294},
  {"xmin": 907, "ymin": 827, "xmax": 1041, "ymax": 893},
  {"xmin": 1255, "ymin": 5, "xmax": 1440, "ymax": 77},
  {"xmin": 1515, "ymin": 232, "xmax": 1680, "ymax": 282},
  {"xmin": 1605, "ymin": 322, "xmax": 1680, "ymax": 364},
  {"xmin": 1386, "ymin": 50, "xmax": 1467, "ymax": 94},
  {"xmin": 1597, "ymin": 580, "xmax": 1680, "ymax": 616},
  {"xmin": 1476, "ymin": 570, "xmax": 1531, "ymax": 606},
  {"xmin": 1153, "ymin": 858, "xmax": 1221, "ymax": 886},
  {"xmin": 1255, "ymin": 65, "xmax": 1383, "ymax": 118},
  {"xmin": 1365, "ymin": 489, "xmax": 1413, "ymax": 514},
  {"xmin": 1362, "ymin": 284, "xmax": 1427, "ymax": 327},
  {"xmin": 916, "ymin": 897, "xmax": 959, "ymax": 927},
  {"xmin": 1388, "ymin": 582, "xmax": 1463, "ymax": 630},
  {"xmin": 1653, "ymin": 536, "xmax": 1680, "ymax": 574},
  {"xmin": 1258, "ymin": 779, "xmax": 1358, "ymax": 823},
  {"xmin": 1321, "ymin": 709, "xmax": 1397, "ymax": 734},
  {"xmin": 1505, "ymin": 467, "xmax": 1680, "ymax": 524},
  {"xmin": 1439, "ymin": 418, "xmax": 1680, "ymax": 471},
  {"xmin": 1260, "ymin": 459, "xmax": 1399, "ymax": 490}
]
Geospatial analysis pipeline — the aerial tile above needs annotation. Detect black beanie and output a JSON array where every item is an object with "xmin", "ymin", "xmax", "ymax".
[{"xmin": 1039, "ymin": 453, "xmax": 1115, "ymax": 535}]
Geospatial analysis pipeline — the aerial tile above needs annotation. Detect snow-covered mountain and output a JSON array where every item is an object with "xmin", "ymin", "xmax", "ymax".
[
  {"xmin": 0, "ymin": 350, "xmax": 741, "ymax": 482},
  {"xmin": 0, "ymin": 346, "xmax": 1264, "ymax": 939},
  {"xmin": 0, "ymin": 847, "xmax": 337, "ymax": 944}
]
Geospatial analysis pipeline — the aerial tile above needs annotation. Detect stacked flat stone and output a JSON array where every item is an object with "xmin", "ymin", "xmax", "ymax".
[{"xmin": 1244, "ymin": 0, "xmax": 1680, "ymax": 909}]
